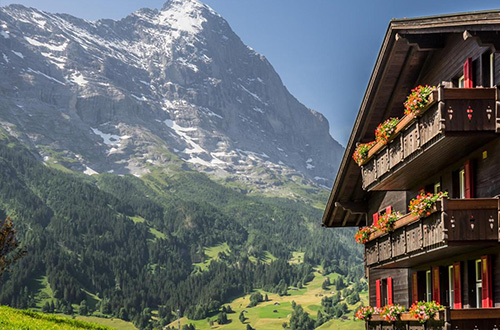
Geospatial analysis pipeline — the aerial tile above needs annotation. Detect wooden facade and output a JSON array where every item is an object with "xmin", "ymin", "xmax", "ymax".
[{"xmin": 322, "ymin": 11, "xmax": 500, "ymax": 330}]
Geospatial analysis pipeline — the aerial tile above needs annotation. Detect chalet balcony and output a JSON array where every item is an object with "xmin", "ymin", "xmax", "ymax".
[
  {"xmin": 367, "ymin": 310, "xmax": 447, "ymax": 330},
  {"xmin": 361, "ymin": 87, "xmax": 499, "ymax": 191},
  {"xmin": 365, "ymin": 198, "xmax": 499, "ymax": 268},
  {"xmin": 367, "ymin": 308, "xmax": 500, "ymax": 330}
]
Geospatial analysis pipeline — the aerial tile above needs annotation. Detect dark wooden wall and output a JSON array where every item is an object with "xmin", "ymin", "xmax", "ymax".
[
  {"xmin": 494, "ymin": 251, "xmax": 500, "ymax": 308},
  {"xmin": 369, "ymin": 268, "xmax": 410, "ymax": 307},
  {"xmin": 402, "ymin": 138, "xmax": 500, "ymax": 199},
  {"xmin": 418, "ymin": 34, "xmax": 491, "ymax": 86},
  {"xmin": 475, "ymin": 139, "xmax": 500, "ymax": 198},
  {"xmin": 367, "ymin": 191, "xmax": 412, "ymax": 224}
]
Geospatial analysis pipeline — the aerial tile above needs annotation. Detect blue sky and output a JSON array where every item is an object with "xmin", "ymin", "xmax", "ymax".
[{"xmin": 2, "ymin": 0, "xmax": 499, "ymax": 145}]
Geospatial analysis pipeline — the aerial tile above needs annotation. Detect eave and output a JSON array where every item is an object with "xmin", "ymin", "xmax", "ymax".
[{"xmin": 322, "ymin": 10, "xmax": 500, "ymax": 228}]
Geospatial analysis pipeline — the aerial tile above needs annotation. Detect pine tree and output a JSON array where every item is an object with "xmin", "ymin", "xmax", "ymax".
[{"xmin": 239, "ymin": 311, "xmax": 246, "ymax": 323}]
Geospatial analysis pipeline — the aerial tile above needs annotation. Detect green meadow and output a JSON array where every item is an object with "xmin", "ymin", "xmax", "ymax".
[{"xmin": 169, "ymin": 268, "xmax": 366, "ymax": 330}]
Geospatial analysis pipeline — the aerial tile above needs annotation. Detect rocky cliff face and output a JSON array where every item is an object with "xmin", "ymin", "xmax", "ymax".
[{"xmin": 0, "ymin": 0, "xmax": 343, "ymax": 189}]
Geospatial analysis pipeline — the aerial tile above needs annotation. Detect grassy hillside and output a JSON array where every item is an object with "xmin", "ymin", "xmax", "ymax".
[
  {"xmin": 0, "ymin": 306, "xmax": 111, "ymax": 329},
  {"xmin": 169, "ymin": 269, "xmax": 366, "ymax": 330}
]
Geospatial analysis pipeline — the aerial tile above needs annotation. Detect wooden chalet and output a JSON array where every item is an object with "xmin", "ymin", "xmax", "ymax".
[{"xmin": 322, "ymin": 10, "xmax": 500, "ymax": 330}]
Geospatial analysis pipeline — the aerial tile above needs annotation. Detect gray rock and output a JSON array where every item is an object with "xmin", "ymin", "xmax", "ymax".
[{"xmin": 0, "ymin": 0, "xmax": 343, "ymax": 189}]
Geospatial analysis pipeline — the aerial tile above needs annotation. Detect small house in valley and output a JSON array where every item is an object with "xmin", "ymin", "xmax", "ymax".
[{"xmin": 323, "ymin": 11, "xmax": 500, "ymax": 329}]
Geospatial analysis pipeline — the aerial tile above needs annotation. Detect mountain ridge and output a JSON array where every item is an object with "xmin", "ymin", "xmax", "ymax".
[{"xmin": 0, "ymin": 0, "xmax": 342, "ymax": 190}]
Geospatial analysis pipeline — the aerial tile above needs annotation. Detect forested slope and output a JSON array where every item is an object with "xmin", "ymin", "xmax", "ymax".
[{"xmin": 0, "ymin": 132, "xmax": 361, "ymax": 329}]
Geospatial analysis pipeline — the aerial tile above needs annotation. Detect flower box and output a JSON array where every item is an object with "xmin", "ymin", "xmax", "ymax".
[
  {"xmin": 366, "ymin": 204, "xmax": 439, "ymax": 242},
  {"xmin": 368, "ymin": 310, "xmax": 445, "ymax": 322},
  {"xmin": 358, "ymin": 91, "xmax": 436, "ymax": 166}
]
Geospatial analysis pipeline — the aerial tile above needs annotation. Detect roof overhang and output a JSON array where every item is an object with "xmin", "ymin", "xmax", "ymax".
[{"xmin": 323, "ymin": 10, "xmax": 500, "ymax": 228}]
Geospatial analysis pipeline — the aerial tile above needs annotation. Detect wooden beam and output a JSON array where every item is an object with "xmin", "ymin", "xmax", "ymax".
[
  {"xmin": 355, "ymin": 213, "xmax": 365, "ymax": 227},
  {"xmin": 395, "ymin": 33, "xmax": 445, "ymax": 51},
  {"xmin": 341, "ymin": 210, "xmax": 351, "ymax": 227},
  {"xmin": 327, "ymin": 204, "xmax": 340, "ymax": 226},
  {"xmin": 463, "ymin": 30, "xmax": 500, "ymax": 51},
  {"xmin": 335, "ymin": 201, "xmax": 367, "ymax": 214}
]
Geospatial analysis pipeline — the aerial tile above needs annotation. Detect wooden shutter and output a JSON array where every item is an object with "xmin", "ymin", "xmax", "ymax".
[
  {"xmin": 373, "ymin": 213, "xmax": 379, "ymax": 227},
  {"xmin": 453, "ymin": 262, "xmax": 462, "ymax": 309},
  {"xmin": 464, "ymin": 57, "xmax": 473, "ymax": 88},
  {"xmin": 432, "ymin": 267, "xmax": 440, "ymax": 303},
  {"xmin": 385, "ymin": 206, "xmax": 392, "ymax": 215},
  {"xmin": 464, "ymin": 160, "xmax": 474, "ymax": 198},
  {"xmin": 412, "ymin": 273, "xmax": 419, "ymax": 303},
  {"xmin": 387, "ymin": 277, "xmax": 393, "ymax": 305},
  {"xmin": 481, "ymin": 255, "xmax": 493, "ymax": 307},
  {"xmin": 376, "ymin": 279, "xmax": 382, "ymax": 308}
]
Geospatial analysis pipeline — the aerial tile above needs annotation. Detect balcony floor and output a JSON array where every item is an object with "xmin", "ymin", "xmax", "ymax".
[
  {"xmin": 374, "ymin": 241, "xmax": 498, "ymax": 269},
  {"xmin": 368, "ymin": 133, "xmax": 496, "ymax": 191}
]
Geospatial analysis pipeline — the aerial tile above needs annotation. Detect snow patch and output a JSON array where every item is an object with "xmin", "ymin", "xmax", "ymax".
[
  {"xmin": 236, "ymin": 149, "xmax": 269, "ymax": 159},
  {"xmin": 0, "ymin": 31, "xmax": 9, "ymax": 39},
  {"xmin": 164, "ymin": 120, "xmax": 205, "ymax": 155},
  {"xmin": 11, "ymin": 50, "xmax": 24, "ymax": 59},
  {"xmin": 157, "ymin": 0, "xmax": 207, "ymax": 34},
  {"xmin": 131, "ymin": 94, "xmax": 148, "ymax": 102},
  {"xmin": 70, "ymin": 72, "xmax": 88, "ymax": 86},
  {"xmin": 26, "ymin": 68, "xmax": 66, "ymax": 85},
  {"xmin": 25, "ymin": 37, "xmax": 68, "ymax": 51},
  {"xmin": 40, "ymin": 52, "xmax": 66, "ymax": 69},
  {"xmin": 2, "ymin": 53, "xmax": 8, "ymax": 63},
  {"xmin": 239, "ymin": 84, "xmax": 267, "ymax": 105},
  {"xmin": 200, "ymin": 107, "xmax": 223, "ymax": 119},
  {"xmin": 91, "ymin": 127, "xmax": 130, "ymax": 148},
  {"xmin": 84, "ymin": 166, "xmax": 99, "ymax": 175}
]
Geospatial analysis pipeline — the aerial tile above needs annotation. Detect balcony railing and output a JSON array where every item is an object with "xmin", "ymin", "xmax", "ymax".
[
  {"xmin": 367, "ymin": 310, "xmax": 447, "ymax": 330},
  {"xmin": 366, "ymin": 308, "xmax": 500, "ymax": 330},
  {"xmin": 361, "ymin": 87, "xmax": 499, "ymax": 191},
  {"xmin": 365, "ymin": 198, "xmax": 499, "ymax": 268}
]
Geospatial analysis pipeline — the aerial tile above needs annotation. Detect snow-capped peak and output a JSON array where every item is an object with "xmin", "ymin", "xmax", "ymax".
[
  {"xmin": 157, "ymin": 0, "xmax": 208, "ymax": 34},
  {"xmin": 0, "ymin": 0, "xmax": 343, "ymax": 189}
]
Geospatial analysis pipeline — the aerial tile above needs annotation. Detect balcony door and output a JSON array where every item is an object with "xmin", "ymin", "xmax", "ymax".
[
  {"xmin": 454, "ymin": 160, "xmax": 474, "ymax": 198},
  {"xmin": 475, "ymin": 259, "xmax": 483, "ymax": 308}
]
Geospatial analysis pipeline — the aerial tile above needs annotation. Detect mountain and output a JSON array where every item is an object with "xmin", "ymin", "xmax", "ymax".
[
  {"xmin": 0, "ymin": 2, "xmax": 359, "ymax": 329},
  {"xmin": 0, "ymin": 0, "xmax": 343, "ymax": 190}
]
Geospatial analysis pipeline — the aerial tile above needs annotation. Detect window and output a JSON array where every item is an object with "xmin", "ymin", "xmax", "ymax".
[
  {"xmin": 476, "ymin": 259, "xmax": 483, "ymax": 308},
  {"xmin": 426, "ymin": 270, "xmax": 432, "ymax": 302},
  {"xmin": 458, "ymin": 75, "xmax": 465, "ymax": 88},
  {"xmin": 459, "ymin": 169, "xmax": 465, "ymax": 199},
  {"xmin": 381, "ymin": 279, "xmax": 388, "ymax": 306},
  {"xmin": 448, "ymin": 265, "xmax": 454, "ymax": 308},
  {"xmin": 433, "ymin": 182, "xmax": 441, "ymax": 194},
  {"xmin": 490, "ymin": 53, "xmax": 495, "ymax": 87}
]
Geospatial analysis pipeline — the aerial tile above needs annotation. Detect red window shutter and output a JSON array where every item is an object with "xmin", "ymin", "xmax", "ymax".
[
  {"xmin": 376, "ymin": 279, "xmax": 382, "ymax": 308},
  {"xmin": 453, "ymin": 262, "xmax": 462, "ymax": 309},
  {"xmin": 432, "ymin": 267, "xmax": 440, "ymax": 303},
  {"xmin": 373, "ymin": 213, "xmax": 379, "ymax": 227},
  {"xmin": 481, "ymin": 255, "xmax": 493, "ymax": 307},
  {"xmin": 464, "ymin": 160, "xmax": 474, "ymax": 198},
  {"xmin": 464, "ymin": 57, "xmax": 473, "ymax": 88},
  {"xmin": 385, "ymin": 206, "xmax": 392, "ymax": 215},
  {"xmin": 387, "ymin": 277, "xmax": 393, "ymax": 305},
  {"xmin": 412, "ymin": 273, "xmax": 419, "ymax": 303}
]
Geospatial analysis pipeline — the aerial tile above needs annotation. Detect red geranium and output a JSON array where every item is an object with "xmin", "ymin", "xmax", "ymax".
[
  {"xmin": 353, "ymin": 141, "xmax": 376, "ymax": 166},
  {"xmin": 404, "ymin": 85, "xmax": 436, "ymax": 116},
  {"xmin": 375, "ymin": 117, "xmax": 399, "ymax": 144},
  {"xmin": 408, "ymin": 191, "xmax": 448, "ymax": 217},
  {"xmin": 355, "ymin": 226, "xmax": 373, "ymax": 244}
]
